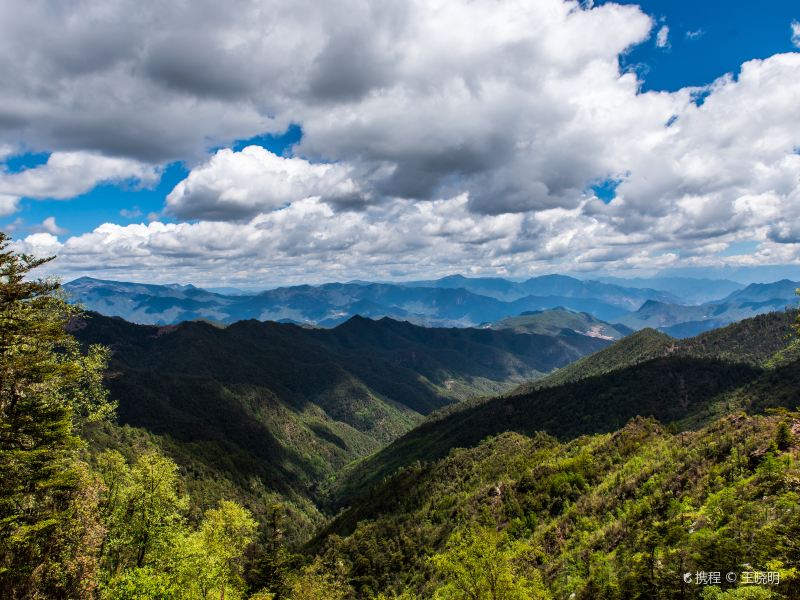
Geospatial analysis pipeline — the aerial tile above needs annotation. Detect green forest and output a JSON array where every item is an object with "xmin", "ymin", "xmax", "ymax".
[{"xmin": 2, "ymin": 234, "xmax": 800, "ymax": 599}]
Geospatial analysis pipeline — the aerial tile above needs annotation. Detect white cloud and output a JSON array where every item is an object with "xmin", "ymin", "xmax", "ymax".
[
  {"xmin": 0, "ymin": 195, "xmax": 19, "ymax": 216},
  {"xmin": 32, "ymin": 216, "xmax": 67, "ymax": 235},
  {"xmin": 656, "ymin": 25, "xmax": 670, "ymax": 48},
  {"xmin": 165, "ymin": 146, "xmax": 367, "ymax": 221},
  {"xmin": 0, "ymin": 152, "xmax": 159, "ymax": 213},
  {"xmin": 792, "ymin": 20, "xmax": 800, "ymax": 48},
  {"xmin": 4, "ymin": 0, "xmax": 800, "ymax": 279},
  {"xmin": 17, "ymin": 233, "xmax": 63, "ymax": 259}
]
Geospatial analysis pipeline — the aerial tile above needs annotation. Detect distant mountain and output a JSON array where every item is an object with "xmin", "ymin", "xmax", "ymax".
[
  {"xmin": 65, "ymin": 275, "xmax": 796, "ymax": 332},
  {"xmin": 719, "ymin": 278, "xmax": 800, "ymax": 304},
  {"xmin": 487, "ymin": 307, "xmax": 632, "ymax": 340},
  {"xmin": 73, "ymin": 311, "xmax": 610, "ymax": 534},
  {"xmin": 597, "ymin": 275, "xmax": 744, "ymax": 304},
  {"xmin": 405, "ymin": 273, "xmax": 678, "ymax": 308},
  {"xmin": 616, "ymin": 280, "xmax": 800, "ymax": 336},
  {"xmin": 64, "ymin": 276, "xmax": 643, "ymax": 326},
  {"xmin": 617, "ymin": 300, "xmax": 711, "ymax": 330}
]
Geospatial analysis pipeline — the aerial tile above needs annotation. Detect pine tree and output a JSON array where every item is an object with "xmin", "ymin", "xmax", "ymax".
[{"xmin": 0, "ymin": 232, "xmax": 112, "ymax": 598}]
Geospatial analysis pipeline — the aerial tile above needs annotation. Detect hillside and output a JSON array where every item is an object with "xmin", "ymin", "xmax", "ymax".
[
  {"xmin": 334, "ymin": 310, "xmax": 799, "ymax": 506},
  {"xmin": 71, "ymin": 312, "xmax": 610, "ymax": 540},
  {"xmin": 312, "ymin": 413, "xmax": 800, "ymax": 598},
  {"xmin": 487, "ymin": 307, "xmax": 632, "ymax": 340},
  {"xmin": 521, "ymin": 309, "xmax": 799, "ymax": 393}
]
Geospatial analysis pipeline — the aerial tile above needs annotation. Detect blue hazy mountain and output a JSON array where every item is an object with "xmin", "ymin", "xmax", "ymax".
[
  {"xmin": 403, "ymin": 273, "xmax": 679, "ymax": 308},
  {"xmin": 65, "ymin": 276, "xmax": 659, "ymax": 326},
  {"xmin": 597, "ymin": 276, "xmax": 744, "ymax": 305},
  {"xmin": 64, "ymin": 275, "xmax": 798, "ymax": 332},
  {"xmin": 618, "ymin": 280, "xmax": 800, "ymax": 337}
]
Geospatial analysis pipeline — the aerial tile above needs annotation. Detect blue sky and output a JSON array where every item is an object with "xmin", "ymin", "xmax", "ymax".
[
  {"xmin": 2, "ymin": 0, "xmax": 800, "ymax": 285},
  {"xmin": 5, "ymin": 2, "xmax": 798, "ymax": 240},
  {"xmin": 4, "ymin": 126, "xmax": 304, "ymax": 236},
  {"xmin": 607, "ymin": 0, "xmax": 800, "ymax": 91}
]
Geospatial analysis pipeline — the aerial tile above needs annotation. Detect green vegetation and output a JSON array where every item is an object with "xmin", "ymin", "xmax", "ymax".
[
  {"xmin": 0, "ymin": 233, "xmax": 112, "ymax": 597},
  {"xmin": 0, "ymin": 234, "xmax": 265, "ymax": 599},
  {"xmin": 70, "ymin": 310, "xmax": 609, "ymax": 542},
  {"xmin": 3, "ymin": 235, "xmax": 800, "ymax": 598},
  {"xmin": 315, "ymin": 414, "xmax": 800, "ymax": 599}
]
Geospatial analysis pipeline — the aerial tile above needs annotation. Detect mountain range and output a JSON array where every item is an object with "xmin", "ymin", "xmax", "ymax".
[
  {"xmin": 72, "ymin": 310, "xmax": 611, "ymax": 535},
  {"xmin": 64, "ymin": 274, "xmax": 670, "ymax": 326},
  {"xmin": 617, "ymin": 278, "xmax": 800, "ymax": 337},
  {"xmin": 64, "ymin": 275, "xmax": 799, "ymax": 336},
  {"xmin": 71, "ymin": 298, "xmax": 800, "ymax": 598},
  {"xmin": 331, "ymin": 308, "xmax": 799, "ymax": 508}
]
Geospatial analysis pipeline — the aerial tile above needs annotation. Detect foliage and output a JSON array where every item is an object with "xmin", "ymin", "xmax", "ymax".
[
  {"xmin": 0, "ymin": 232, "xmax": 112, "ymax": 598},
  {"xmin": 313, "ymin": 413, "xmax": 800, "ymax": 599},
  {"xmin": 5, "ymin": 233, "xmax": 800, "ymax": 599},
  {"xmin": 285, "ymin": 557, "xmax": 352, "ymax": 600},
  {"xmin": 429, "ymin": 526, "xmax": 550, "ymax": 599},
  {"xmin": 97, "ymin": 450, "xmax": 258, "ymax": 600},
  {"xmin": 337, "ymin": 310, "xmax": 800, "ymax": 505}
]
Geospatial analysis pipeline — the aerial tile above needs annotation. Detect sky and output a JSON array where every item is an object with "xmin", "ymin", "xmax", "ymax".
[{"xmin": 2, "ymin": 0, "xmax": 800, "ymax": 286}]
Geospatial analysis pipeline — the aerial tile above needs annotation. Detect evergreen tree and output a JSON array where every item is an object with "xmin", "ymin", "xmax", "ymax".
[{"xmin": 0, "ymin": 232, "xmax": 112, "ymax": 598}]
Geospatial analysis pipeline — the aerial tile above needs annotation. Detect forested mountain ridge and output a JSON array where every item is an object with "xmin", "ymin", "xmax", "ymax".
[
  {"xmin": 312, "ymin": 412, "xmax": 800, "ymax": 599},
  {"xmin": 516, "ymin": 309, "xmax": 799, "ymax": 393},
  {"xmin": 334, "ymin": 309, "xmax": 799, "ymax": 507},
  {"xmin": 69, "ymin": 310, "xmax": 611, "ymax": 541}
]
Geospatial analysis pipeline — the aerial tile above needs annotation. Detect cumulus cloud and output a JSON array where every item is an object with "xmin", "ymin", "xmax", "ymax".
[
  {"xmin": 165, "ymin": 146, "xmax": 367, "ymax": 221},
  {"xmin": 0, "ymin": 195, "xmax": 19, "ymax": 217},
  {"xmin": 0, "ymin": 151, "xmax": 159, "ymax": 212},
  {"xmin": 792, "ymin": 20, "xmax": 800, "ymax": 48},
  {"xmin": 4, "ymin": 0, "xmax": 800, "ymax": 279}
]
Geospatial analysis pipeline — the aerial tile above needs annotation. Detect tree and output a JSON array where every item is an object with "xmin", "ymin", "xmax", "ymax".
[
  {"xmin": 775, "ymin": 420, "xmax": 792, "ymax": 451},
  {"xmin": 99, "ymin": 451, "xmax": 188, "ymax": 584},
  {"xmin": 430, "ymin": 526, "xmax": 551, "ymax": 600},
  {"xmin": 286, "ymin": 557, "xmax": 351, "ymax": 600},
  {"xmin": 196, "ymin": 500, "xmax": 257, "ymax": 600},
  {"xmin": 0, "ymin": 232, "xmax": 112, "ymax": 598}
]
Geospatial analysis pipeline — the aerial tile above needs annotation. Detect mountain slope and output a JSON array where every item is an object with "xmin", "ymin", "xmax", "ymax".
[
  {"xmin": 487, "ymin": 307, "xmax": 632, "ymax": 340},
  {"xmin": 72, "ymin": 312, "xmax": 610, "ymax": 537},
  {"xmin": 334, "ymin": 310, "xmax": 798, "ymax": 506},
  {"xmin": 313, "ymin": 413, "xmax": 800, "ymax": 599}
]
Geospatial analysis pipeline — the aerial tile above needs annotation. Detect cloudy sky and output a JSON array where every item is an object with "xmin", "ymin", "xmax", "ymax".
[{"xmin": 3, "ymin": 0, "xmax": 800, "ymax": 286}]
